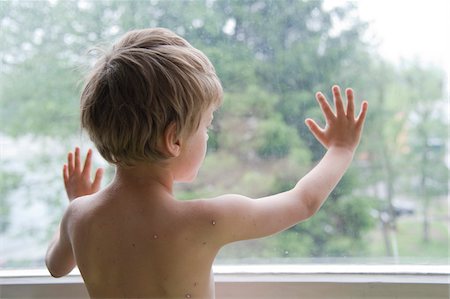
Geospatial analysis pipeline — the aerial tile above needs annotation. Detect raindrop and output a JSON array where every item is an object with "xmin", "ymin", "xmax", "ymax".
[
  {"xmin": 185, "ymin": 294, "xmax": 191, "ymax": 298},
  {"xmin": 211, "ymin": 220, "xmax": 216, "ymax": 225},
  {"xmin": 153, "ymin": 234, "xmax": 158, "ymax": 239}
]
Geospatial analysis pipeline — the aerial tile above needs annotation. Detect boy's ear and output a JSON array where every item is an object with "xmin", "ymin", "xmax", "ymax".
[{"xmin": 162, "ymin": 122, "xmax": 182, "ymax": 157}]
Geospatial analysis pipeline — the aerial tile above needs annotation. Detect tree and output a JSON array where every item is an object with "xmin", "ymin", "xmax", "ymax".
[{"xmin": 401, "ymin": 63, "xmax": 447, "ymax": 243}]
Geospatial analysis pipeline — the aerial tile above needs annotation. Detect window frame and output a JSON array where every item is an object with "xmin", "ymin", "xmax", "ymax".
[
  {"xmin": 1, "ymin": 265, "xmax": 449, "ymax": 298},
  {"xmin": 1, "ymin": 264, "xmax": 449, "ymax": 284}
]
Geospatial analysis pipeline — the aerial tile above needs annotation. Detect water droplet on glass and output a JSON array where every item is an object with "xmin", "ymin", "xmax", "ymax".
[
  {"xmin": 284, "ymin": 250, "xmax": 289, "ymax": 256},
  {"xmin": 211, "ymin": 220, "xmax": 216, "ymax": 225},
  {"xmin": 153, "ymin": 234, "xmax": 158, "ymax": 239},
  {"xmin": 185, "ymin": 293, "xmax": 191, "ymax": 298}
]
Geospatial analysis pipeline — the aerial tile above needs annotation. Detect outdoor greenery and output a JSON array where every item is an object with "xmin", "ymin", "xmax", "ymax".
[{"xmin": 0, "ymin": 0, "xmax": 448, "ymax": 268}]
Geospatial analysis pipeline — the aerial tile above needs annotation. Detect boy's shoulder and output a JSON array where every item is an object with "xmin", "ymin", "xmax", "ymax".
[
  {"xmin": 64, "ymin": 193, "xmax": 107, "ymax": 228},
  {"xmin": 63, "ymin": 189, "xmax": 239, "ymax": 238},
  {"xmin": 65, "ymin": 190, "xmax": 217, "ymax": 224},
  {"xmin": 62, "ymin": 197, "xmax": 85, "ymax": 225}
]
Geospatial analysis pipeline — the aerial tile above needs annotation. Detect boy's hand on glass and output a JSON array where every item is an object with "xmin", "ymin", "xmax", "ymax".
[
  {"xmin": 63, "ymin": 147, "xmax": 103, "ymax": 201},
  {"xmin": 305, "ymin": 85, "xmax": 368, "ymax": 153}
]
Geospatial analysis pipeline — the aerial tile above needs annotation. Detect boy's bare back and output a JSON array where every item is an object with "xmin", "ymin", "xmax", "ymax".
[
  {"xmin": 69, "ymin": 181, "xmax": 219, "ymax": 298},
  {"xmin": 45, "ymin": 28, "xmax": 368, "ymax": 298}
]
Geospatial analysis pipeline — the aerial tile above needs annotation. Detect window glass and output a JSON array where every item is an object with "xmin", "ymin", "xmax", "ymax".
[{"xmin": 0, "ymin": 0, "xmax": 448, "ymax": 269}]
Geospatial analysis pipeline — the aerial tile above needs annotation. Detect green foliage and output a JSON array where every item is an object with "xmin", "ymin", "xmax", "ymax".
[
  {"xmin": 222, "ymin": 85, "xmax": 279, "ymax": 118},
  {"xmin": 255, "ymin": 116, "xmax": 300, "ymax": 158},
  {"xmin": 331, "ymin": 196, "xmax": 375, "ymax": 239},
  {"xmin": 288, "ymin": 194, "xmax": 375, "ymax": 257},
  {"xmin": 0, "ymin": 56, "xmax": 80, "ymax": 136}
]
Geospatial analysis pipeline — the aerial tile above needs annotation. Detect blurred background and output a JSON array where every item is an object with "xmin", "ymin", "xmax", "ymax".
[{"xmin": 0, "ymin": 0, "xmax": 448, "ymax": 268}]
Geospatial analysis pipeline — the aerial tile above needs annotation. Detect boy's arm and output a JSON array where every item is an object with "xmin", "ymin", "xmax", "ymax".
[
  {"xmin": 46, "ymin": 148, "xmax": 103, "ymax": 277},
  {"xmin": 45, "ymin": 209, "xmax": 76, "ymax": 277},
  {"xmin": 206, "ymin": 86, "xmax": 368, "ymax": 245}
]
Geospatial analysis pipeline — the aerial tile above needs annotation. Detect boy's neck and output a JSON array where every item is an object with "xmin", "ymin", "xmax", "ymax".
[{"xmin": 112, "ymin": 162, "xmax": 175, "ymax": 195}]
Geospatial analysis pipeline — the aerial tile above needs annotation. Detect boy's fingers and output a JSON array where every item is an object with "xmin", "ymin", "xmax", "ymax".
[
  {"xmin": 63, "ymin": 164, "xmax": 69, "ymax": 185},
  {"xmin": 305, "ymin": 118, "xmax": 326, "ymax": 144},
  {"xmin": 67, "ymin": 152, "xmax": 74, "ymax": 174},
  {"xmin": 92, "ymin": 168, "xmax": 104, "ymax": 191},
  {"xmin": 82, "ymin": 149, "xmax": 92, "ymax": 175},
  {"xmin": 333, "ymin": 85, "xmax": 345, "ymax": 116},
  {"xmin": 74, "ymin": 147, "xmax": 81, "ymax": 172},
  {"xmin": 316, "ymin": 92, "xmax": 335, "ymax": 121},
  {"xmin": 356, "ymin": 101, "xmax": 369, "ymax": 129},
  {"xmin": 346, "ymin": 88, "xmax": 355, "ymax": 119}
]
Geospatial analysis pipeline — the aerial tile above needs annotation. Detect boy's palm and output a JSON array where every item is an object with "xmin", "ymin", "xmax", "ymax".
[
  {"xmin": 63, "ymin": 147, "xmax": 103, "ymax": 201},
  {"xmin": 305, "ymin": 86, "xmax": 368, "ymax": 152}
]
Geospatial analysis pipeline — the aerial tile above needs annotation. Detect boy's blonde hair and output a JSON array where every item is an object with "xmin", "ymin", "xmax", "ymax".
[{"xmin": 80, "ymin": 28, "xmax": 223, "ymax": 166}]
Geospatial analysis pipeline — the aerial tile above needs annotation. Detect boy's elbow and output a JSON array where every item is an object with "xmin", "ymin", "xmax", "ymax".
[
  {"xmin": 46, "ymin": 258, "xmax": 59, "ymax": 278},
  {"xmin": 45, "ymin": 255, "xmax": 69, "ymax": 278},
  {"xmin": 300, "ymin": 204, "xmax": 316, "ymax": 221},
  {"xmin": 49, "ymin": 269, "xmax": 64, "ymax": 278},
  {"xmin": 293, "ymin": 186, "xmax": 324, "ymax": 220},
  {"xmin": 301, "ymin": 194, "xmax": 323, "ymax": 220},
  {"xmin": 306, "ymin": 205, "xmax": 321, "ymax": 219},
  {"xmin": 46, "ymin": 263, "xmax": 68, "ymax": 278}
]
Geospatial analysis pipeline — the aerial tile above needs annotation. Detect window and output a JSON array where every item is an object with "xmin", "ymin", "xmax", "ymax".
[{"xmin": 0, "ymin": 0, "xmax": 448, "ymax": 271}]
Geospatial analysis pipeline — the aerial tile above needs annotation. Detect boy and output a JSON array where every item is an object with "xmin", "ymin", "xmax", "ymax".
[{"xmin": 46, "ymin": 28, "xmax": 368, "ymax": 298}]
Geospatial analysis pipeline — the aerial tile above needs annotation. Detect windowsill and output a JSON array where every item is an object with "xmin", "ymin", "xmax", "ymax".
[
  {"xmin": 1, "ymin": 264, "xmax": 449, "ymax": 285},
  {"xmin": 2, "ymin": 265, "xmax": 449, "ymax": 299}
]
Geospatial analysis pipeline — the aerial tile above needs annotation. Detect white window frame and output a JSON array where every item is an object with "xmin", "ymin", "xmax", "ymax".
[{"xmin": 1, "ymin": 265, "xmax": 449, "ymax": 298}]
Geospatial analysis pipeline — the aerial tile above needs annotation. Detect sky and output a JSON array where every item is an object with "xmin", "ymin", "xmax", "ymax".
[{"xmin": 325, "ymin": 0, "xmax": 450, "ymax": 71}]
